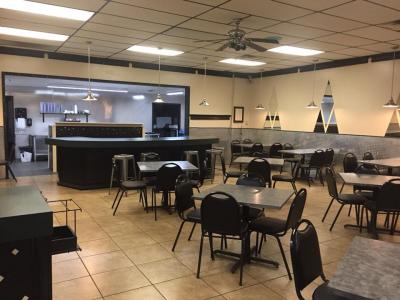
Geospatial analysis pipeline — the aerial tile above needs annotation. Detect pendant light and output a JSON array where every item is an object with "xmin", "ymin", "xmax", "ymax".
[
  {"xmin": 199, "ymin": 57, "xmax": 210, "ymax": 106},
  {"xmin": 255, "ymin": 70, "xmax": 265, "ymax": 110},
  {"xmin": 82, "ymin": 41, "xmax": 98, "ymax": 101},
  {"xmin": 306, "ymin": 60, "xmax": 318, "ymax": 109},
  {"xmin": 383, "ymin": 46, "xmax": 399, "ymax": 108},
  {"xmin": 154, "ymin": 54, "xmax": 164, "ymax": 103}
]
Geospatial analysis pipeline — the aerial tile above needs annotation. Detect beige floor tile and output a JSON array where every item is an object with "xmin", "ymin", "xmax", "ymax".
[
  {"xmin": 124, "ymin": 243, "xmax": 173, "ymax": 264},
  {"xmin": 263, "ymin": 275, "xmax": 318, "ymax": 300},
  {"xmin": 82, "ymin": 251, "xmax": 134, "ymax": 274},
  {"xmin": 202, "ymin": 271, "xmax": 258, "ymax": 294},
  {"xmin": 223, "ymin": 284, "xmax": 283, "ymax": 300},
  {"xmin": 112, "ymin": 232, "xmax": 157, "ymax": 250},
  {"xmin": 52, "ymin": 258, "xmax": 89, "ymax": 283},
  {"xmin": 137, "ymin": 257, "xmax": 192, "ymax": 284},
  {"xmin": 53, "ymin": 276, "xmax": 101, "ymax": 300},
  {"xmin": 79, "ymin": 238, "xmax": 120, "ymax": 257},
  {"xmin": 52, "ymin": 251, "xmax": 80, "ymax": 263},
  {"xmin": 92, "ymin": 266, "xmax": 151, "ymax": 296},
  {"xmin": 104, "ymin": 285, "xmax": 164, "ymax": 300},
  {"xmin": 156, "ymin": 275, "xmax": 219, "ymax": 300}
]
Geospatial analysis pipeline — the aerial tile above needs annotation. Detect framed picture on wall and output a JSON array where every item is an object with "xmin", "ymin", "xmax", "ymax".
[{"xmin": 233, "ymin": 106, "xmax": 244, "ymax": 123}]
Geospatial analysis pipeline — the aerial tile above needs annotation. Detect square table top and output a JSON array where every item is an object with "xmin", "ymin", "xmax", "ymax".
[
  {"xmin": 233, "ymin": 156, "xmax": 284, "ymax": 166},
  {"xmin": 279, "ymin": 148, "xmax": 340, "ymax": 155},
  {"xmin": 359, "ymin": 157, "xmax": 400, "ymax": 168},
  {"xmin": 192, "ymin": 184, "xmax": 294, "ymax": 209},
  {"xmin": 137, "ymin": 161, "xmax": 198, "ymax": 173},
  {"xmin": 338, "ymin": 172, "xmax": 400, "ymax": 187},
  {"xmin": 329, "ymin": 236, "xmax": 400, "ymax": 300}
]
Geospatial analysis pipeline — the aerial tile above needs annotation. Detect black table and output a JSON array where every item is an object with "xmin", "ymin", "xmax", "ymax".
[
  {"xmin": 329, "ymin": 236, "xmax": 400, "ymax": 300},
  {"xmin": 193, "ymin": 184, "xmax": 294, "ymax": 272},
  {"xmin": 233, "ymin": 156, "xmax": 284, "ymax": 166},
  {"xmin": 137, "ymin": 161, "xmax": 198, "ymax": 174},
  {"xmin": 338, "ymin": 172, "xmax": 400, "ymax": 188},
  {"xmin": 359, "ymin": 157, "xmax": 400, "ymax": 175}
]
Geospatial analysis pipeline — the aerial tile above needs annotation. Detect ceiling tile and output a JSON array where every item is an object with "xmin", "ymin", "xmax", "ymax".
[
  {"xmin": 34, "ymin": 0, "xmax": 106, "ymax": 11},
  {"xmin": 317, "ymin": 33, "xmax": 375, "ymax": 46},
  {"xmin": 163, "ymin": 27, "xmax": 225, "ymax": 41},
  {"xmin": 290, "ymin": 13, "xmax": 365, "ymax": 31},
  {"xmin": 110, "ymin": 51, "xmax": 158, "ymax": 62},
  {"xmin": 359, "ymin": 42, "xmax": 397, "ymax": 52},
  {"xmin": 197, "ymin": 8, "xmax": 248, "ymax": 24},
  {"xmin": 149, "ymin": 34, "xmax": 208, "ymax": 48},
  {"xmin": 184, "ymin": 0, "xmax": 227, "ymax": 6},
  {"xmin": 67, "ymin": 36, "xmax": 130, "ymax": 49},
  {"xmin": 325, "ymin": 0, "xmax": 400, "ymax": 24},
  {"xmin": 100, "ymin": 2, "xmax": 189, "ymax": 26},
  {"xmin": 315, "ymin": 52, "xmax": 353, "ymax": 60},
  {"xmin": 61, "ymin": 41, "xmax": 121, "ymax": 53},
  {"xmin": 264, "ymin": 22, "xmax": 333, "ymax": 39},
  {"xmin": 292, "ymin": 40, "xmax": 347, "ymax": 51},
  {"xmin": 368, "ymin": 0, "xmax": 400, "ymax": 10},
  {"xmin": 247, "ymin": 30, "xmax": 304, "ymax": 45},
  {"xmin": 345, "ymin": 26, "xmax": 400, "ymax": 42},
  {"xmin": 81, "ymin": 23, "xmax": 154, "ymax": 39},
  {"xmin": 273, "ymin": 0, "xmax": 354, "ymax": 11},
  {"xmin": 178, "ymin": 18, "xmax": 234, "ymax": 35},
  {"xmin": 89, "ymin": 13, "xmax": 170, "ymax": 34},
  {"xmin": 333, "ymin": 47, "xmax": 377, "ymax": 56},
  {"xmin": 135, "ymin": 40, "xmax": 193, "ymax": 52},
  {"xmin": 0, "ymin": 17, "xmax": 75, "ymax": 35},
  {"xmin": 115, "ymin": 0, "xmax": 211, "ymax": 17},
  {"xmin": 58, "ymin": 46, "xmax": 113, "ymax": 57},
  {"xmin": 240, "ymin": 16, "xmax": 281, "ymax": 30},
  {"xmin": 74, "ymin": 30, "xmax": 144, "ymax": 45},
  {"xmin": 221, "ymin": 0, "xmax": 311, "ymax": 21}
]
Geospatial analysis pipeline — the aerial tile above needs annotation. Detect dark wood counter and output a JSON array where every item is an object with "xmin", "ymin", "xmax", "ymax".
[{"xmin": 46, "ymin": 136, "xmax": 219, "ymax": 189}]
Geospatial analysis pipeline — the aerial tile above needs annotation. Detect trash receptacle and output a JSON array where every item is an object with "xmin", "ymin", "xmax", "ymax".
[{"xmin": 19, "ymin": 146, "xmax": 33, "ymax": 162}]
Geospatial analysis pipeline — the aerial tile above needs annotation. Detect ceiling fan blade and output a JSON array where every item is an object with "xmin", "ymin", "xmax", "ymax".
[
  {"xmin": 216, "ymin": 42, "xmax": 230, "ymax": 51},
  {"xmin": 194, "ymin": 38, "xmax": 229, "ymax": 43},
  {"xmin": 246, "ymin": 41, "xmax": 267, "ymax": 52},
  {"xmin": 247, "ymin": 38, "xmax": 280, "ymax": 44}
]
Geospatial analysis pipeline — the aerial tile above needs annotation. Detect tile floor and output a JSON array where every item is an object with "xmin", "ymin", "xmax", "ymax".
[{"xmin": 1, "ymin": 167, "xmax": 399, "ymax": 300}]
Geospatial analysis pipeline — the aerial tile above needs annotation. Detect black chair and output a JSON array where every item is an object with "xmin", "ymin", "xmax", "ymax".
[
  {"xmin": 250, "ymin": 189, "xmax": 307, "ymax": 280},
  {"xmin": 269, "ymin": 143, "xmax": 283, "ymax": 158},
  {"xmin": 362, "ymin": 151, "xmax": 377, "ymax": 171},
  {"xmin": 248, "ymin": 158, "xmax": 272, "ymax": 187},
  {"xmin": 365, "ymin": 179, "xmax": 400, "ymax": 238},
  {"xmin": 236, "ymin": 173, "xmax": 265, "ymax": 221},
  {"xmin": 291, "ymin": 219, "xmax": 346, "ymax": 300},
  {"xmin": 301, "ymin": 150, "xmax": 325, "ymax": 186},
  {"xmin": 250, "ymin": 143, "xmax": 264, "ymax": 155},
  {"xmin": 171, "ymin": 175, "xmax": 201, "ymax": 251},
  {"xmin": 140, "ymin": 152, "xmax": 160, "ymax": 186},
  {"xmin": 323, "ymin": 148, "xmax": 335, "ymax": 168},
  {"xmin": 112, "ymin": 180, "xmax": 147, "ymax": 216},
  {"xmin": 221, "ymin": 156, "xmax": 245, "ymax": 183},
  {"xmin": 322, "ymin": 168, "xmax": 367, "ymax": 231},
  {"xmin": 197, "ymin": 192, "xmax": 248, "ymax": 285},
  {"xmin": 152, "ymin": 163, "xmax": 183, "ymax": 220},
  {"xmin": 242, "ymin": 139, "xmax": 252, "ymax": 144},
  {"xmin": 0, "ymin": 144, "xmax": 17, "ymax": 182},
  {"xmin": 283, "ymin": 143, "xmax": 300, "ymax": 174},
  {"xmin": 342, "ymin": 152, "xmax": 358, "ymax": 173},
  {"xmin": 230, "ymin": 140, "xmax": 242, "ymax": 165},
  {"xmin": 272, "ymin": 161, "xmax": 300, "ymax": 192}
]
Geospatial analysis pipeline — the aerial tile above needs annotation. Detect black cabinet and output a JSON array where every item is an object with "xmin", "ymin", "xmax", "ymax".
[{"xmin": 0, "ymin": 186, "xmax": 52, "ymax": 300}]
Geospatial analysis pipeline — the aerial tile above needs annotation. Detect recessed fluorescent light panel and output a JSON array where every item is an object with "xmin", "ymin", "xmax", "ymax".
[
  {"xmin": 35, "ymin": 90, "xmax": 99, "ymax": 97},
  {"xmin": 47, "ymin": 86, "xmax": 128, "ymax": 93},
  {"xmin": 127, "ymin": 45, "xmax": 183, "ymax": 56},
  {"xmin": 219, "ymin": 58, "xmax": 265, "ymax": 66},
  {"xmin": 268, "ymin": 46, "xmax": 323, "ymax": 56},
  {"xmin": 132, "ymin": 95, "xmax": 145, "ymax": 100},
  {"xmin": 0, "ymin": 26, "xmax": 68, "ymax": 41},
  {"xmin": 0, "ymin": 0, "xmax": 94, "ymax": 21},
  {"xmin": 166, "ymin": 91, "xmax": 184, "ymax": 96}
]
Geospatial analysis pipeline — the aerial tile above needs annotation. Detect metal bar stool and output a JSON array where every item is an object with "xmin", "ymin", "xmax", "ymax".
[
  {"xmin": 109, "ymin": 154, "xmax": 137, "ymax": 194},
  {"xmin": 206, "ymin": 147, "xmax": 224, "ymax": 183}
]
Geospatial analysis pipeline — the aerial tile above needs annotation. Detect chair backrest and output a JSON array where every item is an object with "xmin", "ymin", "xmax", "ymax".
[
  {"xmin": 290, "ymin": 219, "xmax": 325, "ymax": 299},
  {"xmin": 324, "ymin": 148, "xmax": 335, "ymax": 166},
  {"xmin": 201, "ymin": 192, "xmax": 242, "ymax": 236},
  {"xmin": 343, "ymin": 152, "xmax": 358, "ymax": 173},
  {"xmin": 285, "ymin": 189, "xmax": 307, "ymax": 231},
  {"xmin": 175, "ymin": 175, "xmax": 195, "ymax": 218},
  {"xmin": 363, "ymin": 151, "xmax": 374, "ymax": 160},
  {"xmin": 283, "ymin": 143, "xmax": 294, "ymax": 158},
  {"xmin": 156, "ymin": 163, "xmax": 183, "ymax": 191},
  {"xmin": 236, "ymin": 173, "xmax": 266, "ymax": 187},
  {"xmin": 231, "ymin": 140, "xmax": 241, "ymax": 154},
  {"xmin": 248, "ymin": 158, "xmax": 271, "ymax": 187},
  {"xmin": 141, "ymin": 152, "xmax": 160, "ymax": 161},
  {"xmin": 325, "ymin": 168, "xmax": 338, "ymax": 199},
  {"xmin": 269, "ymin": 143, "xmax": 283, "ymax": 158},
  {"xmin": 251, "ymin": 143, "xmax": 264, "ymax": 153},
  {"xmin": 242, "ymin": 138, "xmax": 252, "ymax": 144},
  {"xmin": 309, "ymin": 150, "xmax": 325, "ymax": 167},
  {"xmin": 376, "ymin": 179, "xmax": 400, "ymax": 211},
  {"xmin": 355, "ymin": 164, "xmax": 380, "ymax": 175}
]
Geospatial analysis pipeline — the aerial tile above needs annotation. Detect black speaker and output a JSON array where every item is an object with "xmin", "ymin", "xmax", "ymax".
[
  {"xmin": 15, "ymin": 107, "xmax": 27, "ymax": 119},
  {"xmin": 27, "ymin": 118, "xmax": 32, "ymax": 127}
]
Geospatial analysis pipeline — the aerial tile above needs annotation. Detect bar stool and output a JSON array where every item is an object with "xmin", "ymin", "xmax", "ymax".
[
  {"xmin": 109, "ymin": 154, "xmax": 137, "ymax": 194},
  {"xmin": 184, "ymin": 150, "xmax": 200, "ymax": 169},
  {"xmin": 206, "ymin": 147, "xmax": 224, "ymax": 182}
]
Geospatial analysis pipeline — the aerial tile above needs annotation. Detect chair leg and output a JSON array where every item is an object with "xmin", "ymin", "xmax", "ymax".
[
  {"xmin": 196, "ymin": 233, "xmax": 204, "ymax": 278},
  {"xmin": 258, "ymin": 234, "xmax": 265, "ymax": 254},
  {"xmin": 239, "ymin": 236, "xmax": 245, "ymax": 286},
  {"xmin": 153, "ymin": 190, "xmax": 157, "ymax": 221},
  {"xmin": 322, "ymin": 198, "xmax": 335, "ymax": 222},
  {"xmin": 329, "ymin": 203, "xmax": 344, "ymax": 231},
  {"xmin": 255, "ymin": 232, "xmax": 259, "ymax": 257},
  {"xmin": 111, "ymin": 188, "xmax": 121, "ymax": 208},
  {"xmin": 339, "ymin": 182, "xmax": 345, "ymax": 193},
  {"xmin": 291, "ymin": 181, "xmax": 297, "ymax": 193},
  {"xmin": 273, "ymin": 181, "xmax": 277, "ymax": 188},
  {"xmin": 113, "ymin": 188, "xmax": 125, "ymax": 216},
  {"xmin": 143, "ymin": 188, "xmax": 148, "ymax": 213},
  {"xmin": 348, "ymin": 204, "xmax": 352, "ymax": 217},
  {"xmin": 276, "ymin": 236, "xmax": 292, "ymax": 280},
  {"xmin": 172, "ymin": 221, "xmax": 185, "ymax": 252},
  {"xmin": 188, "ymin": 223, "xmax": 197, "ymax": 241},
  {"xmin": 6, "ymin": 165, "xmax": 17, "ymax": 182},
  {"xmin": 208, "ymin": 233, "xmax": 215, "ymax": 260},
  {"xmin": 359, "ymin": 206, "xmax": 364, "ymax": 233},
  {"xmin": 109, "ymin": 164, "xmax": 115, "ymax": 195}
]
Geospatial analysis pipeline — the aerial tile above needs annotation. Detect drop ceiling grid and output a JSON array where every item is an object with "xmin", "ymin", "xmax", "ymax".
[{"xmin": 1, "ymin": 0, "xmax": 400, "ymax": 72}]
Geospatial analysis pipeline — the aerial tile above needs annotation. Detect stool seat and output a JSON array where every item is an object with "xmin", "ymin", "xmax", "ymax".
[{"xmin": 121, "ymin": 180, "xmax": 146, "ymax": 189}]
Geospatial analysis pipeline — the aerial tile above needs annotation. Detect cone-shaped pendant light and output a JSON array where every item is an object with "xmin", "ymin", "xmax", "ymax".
[
  {"xmin": 383, "ymin": 46, "xmax": 399, "ymax": 108},
  {"xmin": 306, "ymin": 60, "xmax": 318, "ymax": 109},
  {"xmin": 82, "ymin": 41, "xmax": 98, "ymax": 101},
  {"xmin": 199, "ymin": 57, "xmax": 210, "ymax": 106},
  {"xmin": 153, "ymin": 55, "xmax": 164, "ymax": 103},
  {"xmin": 255, "ymin": 71, "xmax": 265, "ymax": 109}
]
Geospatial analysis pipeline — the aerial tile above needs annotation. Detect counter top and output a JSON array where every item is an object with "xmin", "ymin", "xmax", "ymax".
[
  {"xmin": 46, "ymin": 136, "xmax": 219, "ymax": 148},
  {"xmin": 54, "ymin": 122, "xmax": 143, "ymax": 127}
]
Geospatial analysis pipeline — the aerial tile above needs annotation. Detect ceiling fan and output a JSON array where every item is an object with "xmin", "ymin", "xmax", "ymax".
[{"xmin": 196, "ymin": 18, "xmax": 280, "ymax": 52}]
